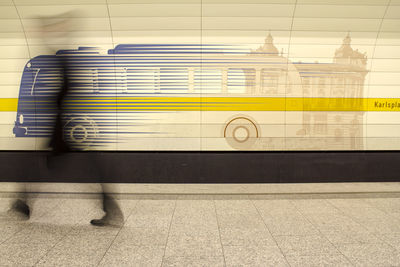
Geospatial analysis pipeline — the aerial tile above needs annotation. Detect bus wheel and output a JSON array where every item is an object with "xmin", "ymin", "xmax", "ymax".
[
  {"xmin": 224, "ymin": 117, "xmax": 259, "ymax": 150},
  {"xmin": 63, "ymin": 117, "xmax": 98, "ymax": 150}
]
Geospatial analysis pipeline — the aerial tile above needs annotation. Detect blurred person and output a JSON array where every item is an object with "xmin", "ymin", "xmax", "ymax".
[
  {"xmin": 9, "ymin": 12, "xmax": 124, "ymax": 226},
  {"xmin": 7, "ymin": 14, "xmax": 73, "ymax": 221},
  {"xmin": 41, "ymin": 13, "xmax": 123, "ymax": 227}
]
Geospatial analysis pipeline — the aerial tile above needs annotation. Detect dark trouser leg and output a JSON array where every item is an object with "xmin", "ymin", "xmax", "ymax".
[
  {"xmin": 102, "ymin": 185, "xmax": 124, "ymax": 220},
  {"xmin": 91, "ymin": 154, "xmax": 123, "ymax": 227}
]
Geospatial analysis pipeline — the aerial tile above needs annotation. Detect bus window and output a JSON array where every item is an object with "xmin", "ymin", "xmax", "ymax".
[
  {"xmin": 159, "ymin": 68, "xmax": 189, "ymax": 93},
  {"xmin": 69, "ymin": 68, "xmax": 102, "ymax": 94},
  {"xmin": 32, "ymin": 69, "xmax": 62, "ymax": 96},
  {"xmin": 227, "ymin": 68, "xmax": 250, "ymax": 94},
  {"xmin": 126, "ymin": 68, "xmax": 160, "ymax": 94},
  {"xmin": 194, "ymin": 69, "xmax": 222, "ymax": 93}
]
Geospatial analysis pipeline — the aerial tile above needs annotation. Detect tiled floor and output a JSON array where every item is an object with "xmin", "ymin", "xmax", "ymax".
[{"xmin": 1, "ymin": 193, "xmax": 400, "ymax": 266}]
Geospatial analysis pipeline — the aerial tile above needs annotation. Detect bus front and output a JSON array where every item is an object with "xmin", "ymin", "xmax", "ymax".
[{"xmin": 13, "ymin": 55, "xmax": 61, "ymax": 138}]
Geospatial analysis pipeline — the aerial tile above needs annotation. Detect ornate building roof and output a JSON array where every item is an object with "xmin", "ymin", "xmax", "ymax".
[
  {"xmin": 334, "ymin": 34, "xmax": 367, "ymax": 67},
  {"xmin": 251, "ymin": 33, "xmax": 280, "ymax": 56}
]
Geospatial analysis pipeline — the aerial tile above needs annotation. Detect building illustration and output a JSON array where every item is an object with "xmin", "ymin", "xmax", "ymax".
[{"xmin": 244, "ymin": 34, "xmax": 368, "ymax": 150}]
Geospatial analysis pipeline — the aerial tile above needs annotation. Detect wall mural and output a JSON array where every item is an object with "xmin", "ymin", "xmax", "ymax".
[
  {"xmin": 0, "ymin": 1, "xmax": 399, "ymax": 151},
  {"xmin": 12, "ymin": 34, "xmax": 370, "ymax": 151}
]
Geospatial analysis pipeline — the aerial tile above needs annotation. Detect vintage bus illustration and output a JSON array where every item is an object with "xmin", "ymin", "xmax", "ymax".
[{"xmin": 13, "ymin": 34, "xmax": 368, "ymax": 150}]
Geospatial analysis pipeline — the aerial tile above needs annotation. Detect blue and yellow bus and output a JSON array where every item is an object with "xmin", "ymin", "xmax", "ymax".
[{"xmin": 13, "ymin": 36, "xmax": 380, "ymax": 151}]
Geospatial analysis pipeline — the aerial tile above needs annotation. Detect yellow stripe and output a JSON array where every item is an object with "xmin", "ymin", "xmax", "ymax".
[
  {"xmin": 71, "ymin": 97, "xmax": 400, "ymax": 112},
  {"xmin": 5, "ymin": 97, "xmax": 400, "ymax": 112},
  {"xmin": 0, "ymin": 98, "xmax": 18, "ymax": 112}
]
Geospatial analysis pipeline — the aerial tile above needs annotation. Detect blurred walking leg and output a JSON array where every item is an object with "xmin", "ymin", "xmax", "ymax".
[
  {"xmin": 8, "ymin": 183, "xmax": 30, "ymax": 220},
  {"xmin": 90, "ymin": 154, "xmax": 123, "ymax": 227}
]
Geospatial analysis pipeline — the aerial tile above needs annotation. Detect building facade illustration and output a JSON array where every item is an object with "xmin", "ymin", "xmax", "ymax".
[{"xmin": 245, "ymin": 34, "xmax": 368, "ymax": 150}]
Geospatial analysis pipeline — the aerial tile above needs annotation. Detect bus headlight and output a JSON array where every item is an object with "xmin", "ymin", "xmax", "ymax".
[{"xmin": 19, "ymin": 114, "xmax": 24, "ymax": 124}]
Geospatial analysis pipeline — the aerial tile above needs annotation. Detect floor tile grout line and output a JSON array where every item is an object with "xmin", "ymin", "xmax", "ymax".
[
  {"xmin": 33, "ymin": 198, "xmax": 117, "ymax": 266},
  {"xmin": 33, "ymin": 199, "xmax": 101, "ymax": 266},
  {"xmin": 362, "ymin": 198, "xmax": 400, "ymax": 224},
  {"xmin": 289, "ymin": 199, "xmax": 355, "ymax": 266},
  {"xmin": 212, "ymin": 199, "xmax": 227, "ymax": 267},
  {"xmin": 32, "ymin": 222, "xmax": 79, "ymax": 266},
  {"xmin": 250, "ymin": 199, "xmax": 292, "ymax": 267},
  {"xmin": 0, "ymin": 198, "xmax": 68, "ymax": 246},
  {"xmin": 2, "ymin": 196, "xmax": 400, "ymax": 266},
  {"xmin": 96, "ymin": 197, "xmax": 142, "ymax": 266},
  {"xmin": 324, "ymin": 198, "xmax": 388, "ymax": 234},
  {"xmin": 325, "ymin": 197, "xmax": 400, "ymax": 245},
  {"xmin": 160, "ymin": 198, "xmax": 177, "ymax": 267},
  {"xmin": 349, "ymin": 198, "xmax": 400, "ymax": 252}
]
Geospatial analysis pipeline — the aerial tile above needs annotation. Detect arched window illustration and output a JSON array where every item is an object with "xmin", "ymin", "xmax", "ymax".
[{"xmin": 261, "ymin": 69, "xmax": 279, "ymax": 94}]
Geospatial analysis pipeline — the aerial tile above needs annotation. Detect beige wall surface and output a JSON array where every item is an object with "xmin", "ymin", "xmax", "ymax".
[{"xmin": 0, "ymin": 0, "xmax": 399, "ymax": 151}]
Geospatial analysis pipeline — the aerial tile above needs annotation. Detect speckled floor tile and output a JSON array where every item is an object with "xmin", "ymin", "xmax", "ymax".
[
  {"xmin": 175, "ymin": 199, "xmax": 215, "ymax": 209},
  {"xmin": 100, "ymin": 245, "xmax": 165, "ymax": 267},
  {"xmin": 134, "ymin": 200, "xmax": 176, "ymax": 214},
  {"xmin": 171, "ymin": 200, "xmax": 218, "ymax": 230},
  {"xmin": 216, "ymin": 212, "xmax": 266, "ymax": 229},
  {"xmin": 115, "ymin": 199, "xmax": 139, "ymax": 218},
  {"xmin": 0, "ymin": 198, "xmax": 14, "ymax": 212},
  {"xmin": 285, "ymin": 254, "xmax": 354, "ymax": 267},
  {"xmin": 163, "ymin": 239, "xmax": 224, "ymax": 266},
  {"xmin": 30, "ymin": 198, "xmax": 101, "ymax": 225},
  {"xmin": 164, "ymin": 226, "xmax": 223, "ymax": 259},
  {"xmin": 354, "ymin": 216, "xmax": 400, "ymax": 234},
  {"xmin": 214, "ymin": 199, "xmax": 256, "ymax": 212},
  {"xmin": 0, "ymin": 219, "xmax": 27, "ymax": 244},
  {"xmin": 223, "ymin": 245, "xmax": 288, "ymax": 267},
  {"xmin": 337, "ymin": 243, "xmax": 400, "ymax": 267},
  {"xmin": 219, "ymin": 227, "xmax": 276, "ymax": 246},
  {"xmin": 327, "ymin": 199, "xmax": 372, "ymax": 208},
  {"xmin": 126, "ymin": 212, "xmax": 174, "ymax": 228},
  {"xmin": 171, "ymin": 209, "xmax": 218, "ymax": 228},
  {"xmin": 69, "ymin": 224, "xmax": 121, "ymax": 237},
  {"xmin": 0, "ymin": 191, "xmax": 399, "ymax": 266},
  {"xmin": 28, "ymin": 198, "xmax": 67, "ymax": 220},
  {"xmin": 36, "ymin": 225, "xmax": 118, "ymax": 267},
  {"xmin": 322, "ymin": 229, "xmax": 384, "ymax": 245},
  {"xmin": 291, "ymin": 199, "xmax": 341, "ymax": 215},
  {"xmin": 0, "ymin": 224, "xmax": 71, "ymax": 266},
  {"xmin": 261, "ymin": 214, "xmax": 319, "ymax": 236},
  {"xmin": 0, "ymin": 240, "xmax": 51, "ymax": 266},
  {"xmin": 340, "ymin": 206, "xmax": 391, "ymax": 221},
  {"xmin": 162, "ymin": 254, "xmax": 225, "ymax": 267},
  {"xmin": 364, "ymin": 198, "xmax": 400, "ymax": 213},
  {"xmin": 275, "ymin": 235, "xmax": 341, "ymax": 256},
  {"xmin": 114, "ymin": 226, "xmax": 168, "ymax": 246},
  {"xmin": 125, "ymin": 200, "xmax": 175, "ymax": 228},
  {"xmin": 167, "ymin": 228, "xmax": 221, "ymax": 247},
  {"xmin": 253, "ymin": 199, "xmax": 299, "ymax": 215},
  {"xmin": 380, "ymin": 233, "xmax": 400, "ymax": 250},
  {"xmin": 305, "ymin": 213, "xmax": 363, "ymax": 232}
]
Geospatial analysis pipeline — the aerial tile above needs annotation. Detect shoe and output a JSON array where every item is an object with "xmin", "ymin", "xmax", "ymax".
[
  {"xmin": 90, "ymin": 215, "xmax": 123, "ymax": 227},
  {"xmin": 8, "ymin": 199, "xmax": 30, "ymax": 220},
  {"xmin": 91, "ymin": 194, "xmax": 124, "ymax": 227}
]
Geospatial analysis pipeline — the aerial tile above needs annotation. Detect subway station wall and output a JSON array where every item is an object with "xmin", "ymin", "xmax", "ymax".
[{"xmin": 1, "ymin": 0, "xmax": 400, "ymax": 152}]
